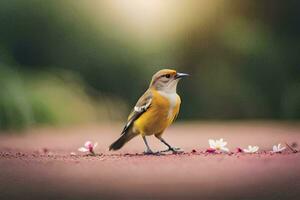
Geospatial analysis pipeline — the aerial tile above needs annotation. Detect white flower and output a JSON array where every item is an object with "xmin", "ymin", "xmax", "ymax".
[
  {"xmin": 78, "ymin": 141, "xmax": 98, "ymax": 155},
  {"xmin": 272, "ymin": 143, "xmax": 286, "ymax": 153},
  {"xmin": 243, "ymin": 145, "xmax": 259, "ymax": 153},
  {"xmin": 208, "ymin": 138, "xmax": 229, "ymax": 152}
]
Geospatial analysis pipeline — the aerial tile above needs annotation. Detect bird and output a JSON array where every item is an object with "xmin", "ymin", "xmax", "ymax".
[{"xmin": 109, "ymin": 69, "xmax": 189, "ymax": 154}]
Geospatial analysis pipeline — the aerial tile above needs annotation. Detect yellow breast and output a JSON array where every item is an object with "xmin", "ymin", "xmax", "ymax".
[{"xmin": 133, "ymin": 89, "xmax": 180, "ymax": 136}]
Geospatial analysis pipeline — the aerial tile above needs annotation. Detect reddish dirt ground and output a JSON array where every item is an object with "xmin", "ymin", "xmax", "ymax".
[{"xmin": 0, "ymin": 122, "xmax": 300, "ymax": 200}]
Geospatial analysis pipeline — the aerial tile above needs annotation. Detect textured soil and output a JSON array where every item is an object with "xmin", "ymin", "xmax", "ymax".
[{"xmin": 0, "ymin": 122, "xmax": 300, "ymax": 200}]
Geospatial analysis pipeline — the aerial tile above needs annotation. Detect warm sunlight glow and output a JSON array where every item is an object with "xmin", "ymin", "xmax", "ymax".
[
  {"xmin": 98, "ymin": 0, "xmax": 224, "ymax": 43},
  {"xmin": 112, "ymin": 0, "xmax": 167, "ymax": 28}
]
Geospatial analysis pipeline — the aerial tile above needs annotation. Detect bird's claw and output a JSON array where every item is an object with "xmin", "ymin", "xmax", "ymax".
[
  {"xmin": 143, "ymin": 150, "xmax": 163, "ymax": 156},
  {"xmin": 160, "ymin": 147, "xmax": 184, "ymax": 154}
]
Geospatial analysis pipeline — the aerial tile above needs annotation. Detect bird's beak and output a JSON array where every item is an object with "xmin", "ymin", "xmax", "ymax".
[{"xmin": 175, "ymin": 72, "xmax": 190, "ymax": 79}]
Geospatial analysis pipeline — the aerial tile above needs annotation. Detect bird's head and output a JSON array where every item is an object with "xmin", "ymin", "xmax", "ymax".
[{"xmin": 150, "ymin": 69, "xmax": 189, "ymax": 93}]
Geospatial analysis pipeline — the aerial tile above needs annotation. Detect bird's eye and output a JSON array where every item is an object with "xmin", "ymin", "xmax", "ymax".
[{"xmin": 165, "ymin": 74, "xmax": 171, "ymax": 78}]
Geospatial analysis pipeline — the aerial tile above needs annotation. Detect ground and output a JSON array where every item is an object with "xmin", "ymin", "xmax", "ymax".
[{"xmin": 0, "ymin": 122, "xmax": 300, "ymax": 200}]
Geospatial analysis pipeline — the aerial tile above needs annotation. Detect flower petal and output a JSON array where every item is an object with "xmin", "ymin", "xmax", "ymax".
[
  {"xmin": 221, "ymin": 147, "xmax": 229, "ymax": 152},
  {"xmin": 78, "ymin": 147, "xmax": 89, "ymax": 152},
  {"xmin": 222, "ymin": 141, "xmax": 227, "ymax": 146},
  {"xmin": 215, "ymin": 138, "xmax": 222, "ymax": 145},
  {"xmin": 243, "ymin": 149, "xmax": 250, "ymax": 153},
  {"xmin": 93, "ymin": 142, "xmax": 98, "ymax": 149},
  {"xmin": 279, "ymin": 146, "xmax": 286, "ymax": 152},
  {"xmin": 84, "ymin": 141, "xmax": 92, "ymax": 148},
  {"xmin": 209, "ymin": 139, "xmax": 216, "ymax": 148}
]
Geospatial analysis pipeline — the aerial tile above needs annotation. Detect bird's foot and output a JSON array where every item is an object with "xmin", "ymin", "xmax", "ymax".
[
  {"xmin": 143, "ymin": 149, "xmax": 163, "ymax": 156},
  {"xmin": 160, "ymin": 147, "xmax": 184, "ymax": 154}
]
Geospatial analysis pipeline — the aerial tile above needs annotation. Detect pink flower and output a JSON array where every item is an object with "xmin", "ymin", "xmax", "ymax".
[{"xmin": 78, "ymin": 141, "xmax": 98, "ymax": 155}]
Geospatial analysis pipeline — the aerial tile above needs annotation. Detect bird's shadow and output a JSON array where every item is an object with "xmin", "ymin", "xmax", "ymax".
[{"xmin": 109, "ymin": 151, "xmax": 187, "ymax": 157}]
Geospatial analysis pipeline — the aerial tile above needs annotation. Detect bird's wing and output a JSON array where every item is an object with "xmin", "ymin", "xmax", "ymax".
[
  {"xmin": 121, "ymin": 89, "xmax": 152, "ymax": 135},
  {"xmin": 171, "ymin": 95, "xmax": 181, "ymax": 123}
]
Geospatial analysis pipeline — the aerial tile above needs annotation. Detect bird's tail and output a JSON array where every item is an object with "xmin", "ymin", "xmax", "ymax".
[{"xmin": 109, "ymin": 129, "xmax": 137, "ymax": 151}]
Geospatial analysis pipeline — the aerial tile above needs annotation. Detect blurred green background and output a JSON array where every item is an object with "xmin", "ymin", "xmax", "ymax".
[{"xmin": 0, "ymin": 0, "xmax": 299, "ymax": 130}]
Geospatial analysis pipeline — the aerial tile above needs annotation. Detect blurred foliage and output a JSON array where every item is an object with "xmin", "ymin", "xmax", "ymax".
[
  {"xmin": 178, "ymin": 1, "xmax": 300, "ymax": 119},
  {"xmin": 0, "ymin": 66, "xmax": 33, "ymax": 129},
  {"xmin": 0, "ymin": 64, "xmax": 126, "ymax": 130},
  {"xmin": 0, "ymin": 0, "xmax": 299, "ymax": 130}
]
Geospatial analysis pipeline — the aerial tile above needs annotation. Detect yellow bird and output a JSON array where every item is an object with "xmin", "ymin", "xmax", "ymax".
[{"xmin": 109, "ymin": 69, "xmax": 189, "ymax": 154}]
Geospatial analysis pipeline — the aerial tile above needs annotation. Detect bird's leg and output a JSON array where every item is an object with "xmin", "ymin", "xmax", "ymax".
[
  {"xmin": 142, "ymin": 136, "xmax": 159, "ymax": 155},
  {"xmin": 156, "ymin": 136, "xmax": 183, "ymax": 154}
]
